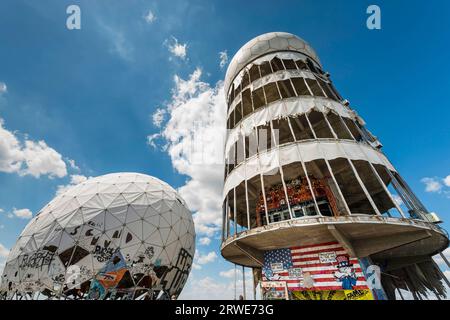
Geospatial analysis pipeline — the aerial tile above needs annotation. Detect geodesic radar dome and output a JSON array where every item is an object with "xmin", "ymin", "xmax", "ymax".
[{"xmin": 0, "ymin": 173, "xmax": 196, "ymax": 300}]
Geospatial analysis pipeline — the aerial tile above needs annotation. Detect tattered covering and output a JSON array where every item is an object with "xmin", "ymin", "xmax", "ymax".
[
  {"xmin": 225, "ymin": 97, "xmax": 357, "ymax": 154},
  {"xmin": 381, "ymin": 260, "xmax": 448, "ymax": 300}
]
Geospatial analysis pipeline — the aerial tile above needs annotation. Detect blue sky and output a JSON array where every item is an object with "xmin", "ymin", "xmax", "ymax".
[{"xmin": 0, "ymin": 0, "xmax": 449, "ymax": 299}]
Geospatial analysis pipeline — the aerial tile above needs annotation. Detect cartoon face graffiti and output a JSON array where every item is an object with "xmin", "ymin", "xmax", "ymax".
[{"xmin": 333, "ymin": 255, "xmax": 357, "ymax": 290}]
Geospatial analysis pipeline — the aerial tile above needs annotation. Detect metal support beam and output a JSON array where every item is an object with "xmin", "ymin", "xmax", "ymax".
[
  {"xmin": 234, "ymin": 241, "xmax": 264, "ymax": 266},
  {"xmin": 327, "ymin": 225, "xmax": 356, "ymax": 257}
]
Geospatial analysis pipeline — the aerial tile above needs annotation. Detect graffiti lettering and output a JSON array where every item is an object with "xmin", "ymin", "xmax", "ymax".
[{"xmin": 19, "ymin": 250, "xmax": 55, "ymax": 270}]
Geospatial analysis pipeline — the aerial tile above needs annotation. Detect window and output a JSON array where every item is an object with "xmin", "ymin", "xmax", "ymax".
[
  {"xmin": 352, "ymin": 160, "xmax": 401, "ymax": 217},
  {"xmin": 263, "ymin": 171, "xmax": 290, "ymax": 223},
  {"xmin": 317, "ymin": 78, "xmax": 337, "ymax": 101},
  {"xmin": 234, "ymin": 84, "xmax": 241, "ymax": 101},
  {"xmin": 270, "ymin": 57, "xmax": 284, "ymax": 72},
  {"xmin": 326, "ymin": 113, "xmax": 353, "ymax": 140},
  {"xmin": 245, "ymin": 130, "xmax": 258, "ymax": 159},
  {"xmin": 282, "ymin": 162, "xmax": 318, "ymax": 217},
  {"xmin": 242, "ymin": 89, "xmax": 252, "ymax": 117},
  {"xmin": 227, "ymin": 144, "xmax": 235, "ymax": 173},
  {"xmin": 329, "ymin": 158, "xmax": 376, "ymax": 215},
  {"xmin": 249, "ymin": 65, "xmax": 261, "ymax": 83},
  {"xmin": 306, "ymin": 59, "xmax": 318, "ymax": 73},
  {"xmin": 305, "ymin": 79, "xmax": 325, "ymax": 97},
  {"xmin": 251, "ymin": 87, "xmax": 265, "ymax": 111},
  {"xmin": 282, "ymin": 59, "xmax": 297, "ymax": 70},
  {"xmin": 257, "ymin": 125, "xmax": 272, "ymax": 152},
  {"xmin": 291, "ymin": 78, "xmax": 311, "ymax": 96},
  {"xmin": 343, "ymin": 118, "xmax": 362, "ymax": 141},
  {"xmin": 229, "ymin": 109, "xmax": 235, "ymax": 129},
  {"xmin": 290, "ymin": 114, "xmax": 315, "ymax": 140},
  {"xmin": 295, "ymin": 60, "xmax": 308, "ymax": 70},
  {"xmin": 260, "ymin": 61, "xmax": 272, "ymax": 77},
  {"xmin": 277, "ymin": 80, "xmax": 296, "ymax": 99},
  {"xmin": 234, "ymin": 102, "xmax": 243, "ymax": 124},
  {"xmin": 263, "ymin": 82, "xmax": 281, "ymax": 104},
  {"xmin": 241, "ymin": 71, "xmax": 250, "ymax": 88},
  {"xmin": 235, "ymin": 135, "xmax": 245, "ymax": 166},
  {"xmin": 308, "ymin": 110, "xmax": 334, "ymax": 139},
  {"xmin": 271, "ymin": 118, "xmax": 295, "ymax": 145}
]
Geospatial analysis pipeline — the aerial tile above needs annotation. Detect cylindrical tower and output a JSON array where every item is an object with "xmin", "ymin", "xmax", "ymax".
[{"xmin": 221, "ymin": 32, "xmax": 449, "ymax": 300}]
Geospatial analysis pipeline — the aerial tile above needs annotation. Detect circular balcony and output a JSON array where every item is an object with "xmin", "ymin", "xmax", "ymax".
[{"xmin": 221, "ymin": 215, "xmax": 449, "ymax": 267}]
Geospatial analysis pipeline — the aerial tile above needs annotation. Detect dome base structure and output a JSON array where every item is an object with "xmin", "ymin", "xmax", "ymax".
[{"xmin": 221, "ymin": 32, "xmax": 449, "ymax": 300}]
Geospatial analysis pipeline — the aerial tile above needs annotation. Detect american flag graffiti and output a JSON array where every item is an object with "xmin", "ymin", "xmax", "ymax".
[{"xmin": 262, "ymin": 242, "xmax": 370, "ymax": 291}]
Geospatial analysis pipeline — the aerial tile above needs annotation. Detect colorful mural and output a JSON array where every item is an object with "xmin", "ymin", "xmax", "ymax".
[{"xmin": 261, "ymin": 241, "xmax": 374, "ymax": 300}]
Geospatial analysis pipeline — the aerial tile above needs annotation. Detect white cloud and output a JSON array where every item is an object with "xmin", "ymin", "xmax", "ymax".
[
  {"xmin": 152, "ymin": 108, "xmax": 166, "ymax": 128},
  {"xmin": 98, "ymin": 20, "xmax": 133, "ymax": 62},
  {"xmin": 0, "ymin": 118, "xmax": 67, "ymax": 178},
  {"xmin": 180, "ymin": 268, "xmax": 256, "ymax": 300},
  {"xmin": 56, "ymin": 174, "xmax": 89, "ymax": 196},
  {"xmin": 166, "ymin": 37, "xmax": 187, "ymax": 60},
  {"xmin": 21, "ymin": 140, "xmax": 67, "ymax": 178},
  {"xmin": 421, "ymin": 177, "xmax": 443, "ymax": 193},
  {"xmin": 192, "ymin": 263, "xmax": 202, "ymax": 270},
  {"xmin": 12, "ymin": 208, "xmax": 32, "ymax": 219},
  {"xmin": 433, "ymin": 247, "xmax": 450, "ymax": 267},
  {"xmin": 147, "ymin": 68, "xmax": 226, "ymax": 237},
  {"xmin": 219, "ymin": 51, "xmax": 228, "ymax": 69},
  {"xmin": 0, "ymin": 82, "xmax": 7, "ymax": 94},
  {"xmin": 392, "ymin": 194, "xmax": 403, "ymax": 206},
  {"xmin": 146, "ymin": 133, "xmax": 161, "ymax": 149},
  {"xmin": 0, "ymin": 243, "xmax": 9, "ymax": 258},
  {"xmin": 220, "ymin": 268, "xmax": 241, "ymax": 279},
  {"xmin": 67, "ymin": 159, "xmax": 79, "ymax": 171},
  {"xmin": 443, "ymin": 175, "xmax": 450, "ymax": 187},
  {"xmin": 144, "ymin": 10, "xmax": 156, "ymax": 24},
  {"xmin": 0, "ymin": 208, "xmax": 4, "ymax": 213},
  {"xmin": 196, "ymin": 251, "xmax": 217, "ymax": 265},
  {"xmin": 199, "ymin": 237, "xmax": 211, "ymax": 246}
]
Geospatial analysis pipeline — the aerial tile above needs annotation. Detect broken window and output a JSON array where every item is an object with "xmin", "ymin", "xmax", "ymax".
[
  {"xmin": 282, "ymin": 59, "xmax": 297, "ymax": 70},
  {"xmin": 245, "ymin": 129, "xmax": 258, "ymax": 159},
  {"xmin": 295, "ymin": 60, "xmax": 308, "ymax": 70},
  {"xmin": 271, "ymin": 118, "xmax": 295, "ymax": 145},
  {"xmin": 251, "ymin": 87, "xmax": 265, "ymax": 111},
  {"xmin": 277, "ymin": 80, "xmax": 296, "ymax": 99},
  {"xmin": 343, "ymin": 118, "xmax": 362, "ymax": 141},
  {"xmin": 263, "ymin": 82, "xmax": 281, "ymax": 104},
  {"xmin": 291, "ymin": 77, "xmax": 311, "ymax": 96},
  {"xmin": 308, "ymin": 110, "xmax": 334, "ymax": 139},
  {"xmin": 305, "ymin": 79, "xmax": 325, "ymax": 97},
  {"xmin": 259, "ymin": 61, "xmax": 272, "ymax": 77},
  {"xmin": 234, "ymin": 102, "xmax": 243, "ymax": 125},
  {"xmin": 249, "ymin": 64, "xmax": 261, "ymax": 82},
  {"xmin": 317, "ymin": 78, "xmax": 337, "ymax": 101},
  {"xmin": 241, "ymin": 70, "xmax": 250, "ymax": 88},
  {"xmin": 352, "ymin": 160, "xmax": 401, "ymax": 218},
  {"xmin": 326, "ymin": 112, "xmax": 353, "ymax": 140},
  {"xmin": 242, "ymin": 89, "xmax": 253, "ymax": 116},
  {"xmin": 329, "ymin": 158, "xmax": 376, "ymax": 215},
  {"xmin": 290, "ymin": 114, "xmax": 315, "ymax": 140},
  {"xmin": 270, "ymin": 57, "xmax": 284, "ymax": 72}
]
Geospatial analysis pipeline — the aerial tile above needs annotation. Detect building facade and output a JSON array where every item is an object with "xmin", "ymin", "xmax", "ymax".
[{"xmin": 221, "ymin": 32, "xmax": 449, "ymax": 300}]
